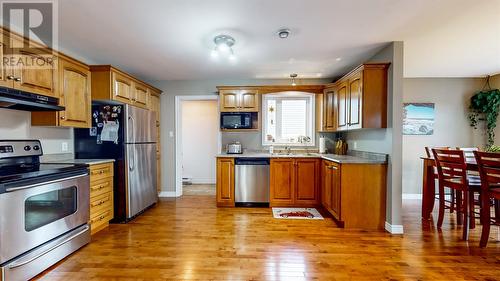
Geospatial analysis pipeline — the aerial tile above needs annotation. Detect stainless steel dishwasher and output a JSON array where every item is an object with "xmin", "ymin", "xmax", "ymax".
[{"xmin": 235, "ymin": 158, "xmax": 270, "ymax": 206}]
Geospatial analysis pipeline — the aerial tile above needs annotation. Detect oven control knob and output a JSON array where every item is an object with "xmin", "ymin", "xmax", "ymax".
[
  {"xmin": 33, "ymin": 145, "xmax": 40, "ymax": 151},
  {"xmin": 24, "ymin": 145, "xmax": 31, "ymax": 151}
]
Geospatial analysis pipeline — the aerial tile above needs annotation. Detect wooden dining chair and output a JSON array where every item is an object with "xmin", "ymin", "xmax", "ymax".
[
  {"xmin": 425, "ymin": 146, "xmax": 457, "ymax": 214},
  {"xmin": 457, "ymin": 147, "xmax": 479, "ymax": 163},
  {"xmin": 457, "ymin": 147, "xmax": 481, "ymax": 227},
  {"xmin": 473, "ymin": 151, "xmax": 500, "ymax": 247},
  {"xmin": 432, "ymin": 149, "xmax": 481, "ymax": 240}
]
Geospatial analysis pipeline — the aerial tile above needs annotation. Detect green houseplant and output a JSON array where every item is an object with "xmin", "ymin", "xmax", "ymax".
[{"xmin": 468, "ymin": 77, "xmax": 500, "ymax": 149}]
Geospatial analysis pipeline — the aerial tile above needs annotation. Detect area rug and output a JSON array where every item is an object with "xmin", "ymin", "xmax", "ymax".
[{"xmin": 272, "ymin": 208, "xmax": 323, "ymax": 220}]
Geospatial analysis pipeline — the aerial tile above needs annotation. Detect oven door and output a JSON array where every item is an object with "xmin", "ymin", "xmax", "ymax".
[{"xmin": 0, "ymin": 173, "xmax": 89, "ymax": 264}]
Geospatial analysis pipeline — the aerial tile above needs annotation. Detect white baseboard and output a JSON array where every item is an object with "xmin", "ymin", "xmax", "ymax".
[
  {"xmin": 190, "ymin": 179, "xmax": 216, "ymax": 185},
  {"xmin": 402, "ymin": 193, "xmax": 422, "ymax": 200},
  {"xmin": 158, "ymin": 191, "xmax": 178, "ymax": 198},
  {"xmin": 385, "ymin": 221, "xmax": 404, "ymax": 234}
]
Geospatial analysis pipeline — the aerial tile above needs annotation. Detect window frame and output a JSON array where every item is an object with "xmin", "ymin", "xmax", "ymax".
[{"xmin": 261, "ymin": 91, "xmax": 315, "ymax": 147}]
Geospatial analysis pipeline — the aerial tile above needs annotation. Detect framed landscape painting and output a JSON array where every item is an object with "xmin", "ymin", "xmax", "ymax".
[{"xmin": 403, "ymin": 103, "xmax": 435, "ymax": 135}]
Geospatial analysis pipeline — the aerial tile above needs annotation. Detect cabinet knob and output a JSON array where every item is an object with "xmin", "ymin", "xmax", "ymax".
[
  {"xmin": 14, "ymin": 77, "xmax": 21, "ymax": 82},
  {"xmin": 6, "ymin": 75, "xmax": 14, "ymax": 80},
  {"xmin": 60, "ymin": 116, "xmax": 65, "ymax": 120}
]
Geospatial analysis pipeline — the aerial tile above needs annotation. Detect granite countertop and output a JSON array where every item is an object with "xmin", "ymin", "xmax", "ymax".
[
  {"xmin": 216, "ymin": 151, "xmax": 387, "ymax": 164},
  {"xmin": 44, "ymin": 159, "xmax": 115, "ymax": 166}
]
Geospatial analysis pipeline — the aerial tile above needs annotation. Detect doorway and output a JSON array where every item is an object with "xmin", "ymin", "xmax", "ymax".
[{"xmin": 175, "ymin": 96, "xmax": 220, "ymax": 196}]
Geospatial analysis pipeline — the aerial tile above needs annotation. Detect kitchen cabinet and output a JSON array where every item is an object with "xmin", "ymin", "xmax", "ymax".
[
  {"xmin": 89, "ymin": 162, "xmax": 114, "ymax": 235},
  {"xmin": 31, "ymin": 56, "xmax": 91, "ymax": 127},
  {"xmin": 320, "ymin": 159, "xmax": 386, "ymax": 230},
  {"xmin": 219, "ymin": 89, "xmax": 259, "ymax": 112},
  {"xmin": 216, "ymin": 158, "xmax": 235, "ymax": 207},
  {"xmin": 90, "ymin": 65, "xmax": 161, "ymax": 108},
  {"xmin": 149, "ymin": 90, "xmax": 162, "ymax": 192},
  {"xmin": 270, "ymin": 158, "xmax": 320, "ymax": 207},
  {"xmin": 270, "ymin": 158, "xmax": 295, "ymax": 206},
  {"xmin": 323, "ymin": 86, "xmax": 336, "ymax": 131},
  {"xmin": 335, "ymin": 63, "xmax": 389, "ymax": 131}
]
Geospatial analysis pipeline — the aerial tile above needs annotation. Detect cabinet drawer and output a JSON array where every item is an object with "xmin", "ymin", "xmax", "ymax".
[
  {"xmin": 90, "ymin": 192, "xmax": 113, "ymax": 216},
  {"xmin": 89, "ymin": 163, "xmax": 113, "ymax": 181},
  {"xmin": 90, "ymin": 178, "xmax": 113, "ymax": 198},
  {"xmin": 90, "ymin": 208, "xmax": 113, "ymax": 232}
]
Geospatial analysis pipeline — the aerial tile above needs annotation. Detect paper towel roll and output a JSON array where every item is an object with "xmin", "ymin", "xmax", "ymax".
[{"xmin": 319, "ymin": 137, "xmax": 326, "ymax": 154}]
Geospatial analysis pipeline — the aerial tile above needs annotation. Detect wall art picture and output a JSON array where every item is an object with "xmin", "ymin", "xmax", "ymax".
[{"xmin": 403, "ymin": 103, "xmax": 435, "ymax": 135}]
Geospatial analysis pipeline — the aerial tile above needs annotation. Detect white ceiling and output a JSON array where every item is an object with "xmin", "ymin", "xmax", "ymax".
[{"xmin": 56, "ymin": 0, "xmax": 500, "ymax": 81}]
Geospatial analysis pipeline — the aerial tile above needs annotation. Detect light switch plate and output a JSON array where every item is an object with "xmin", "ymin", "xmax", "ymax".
[
  {"xmin": 169, "ymin": 131, "xmax": 174, "ymax": 138},
  {"xmin": 61, "ymin": 142, "xmax": 68, "ymax": 152}
]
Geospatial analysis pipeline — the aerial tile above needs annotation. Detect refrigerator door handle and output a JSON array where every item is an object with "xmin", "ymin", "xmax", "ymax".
[{"xmin": 128, "ymin": 116, "xmax": 135, "ymax": 171}]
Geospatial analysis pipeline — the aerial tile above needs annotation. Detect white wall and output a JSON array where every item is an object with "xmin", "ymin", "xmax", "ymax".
[
  {"xmin": 181, "ymin": 100, "xmax": 218, "ymax": 184},
  {"xmin": 0, "ymin": 108, "xmax": 74, "ymax": 154}
]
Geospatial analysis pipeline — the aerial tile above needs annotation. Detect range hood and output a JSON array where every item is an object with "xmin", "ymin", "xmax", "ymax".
[{"xmin": 0, "ymin": 86, "xmax": 64, "ymax": 111}]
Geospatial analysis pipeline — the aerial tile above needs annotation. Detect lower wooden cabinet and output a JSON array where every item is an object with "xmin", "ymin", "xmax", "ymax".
[
  {"xmin": 270, "ymin": 158, "xmax": 320, "ymax": 207},
  {"xmin": 89, "ymin": 162, "xmax": 114, "ymax": 234},
  {"xmin": 321, "ymin": 159, "xmax": 386, "ymax": 230},
  {"xmin": 216, "ymin": 158, "xmax": 235, "ymax": 207}
]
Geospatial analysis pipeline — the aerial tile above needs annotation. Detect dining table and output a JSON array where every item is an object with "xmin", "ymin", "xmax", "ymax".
[{"xmin": 420, "ymin": 156, "xmax": 478, "ymax": 220}]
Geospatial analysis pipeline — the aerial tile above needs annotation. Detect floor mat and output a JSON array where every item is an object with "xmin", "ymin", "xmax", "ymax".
[{"xmin": 272, "ymin": 208, "xmax": 323, "ymax": 220}]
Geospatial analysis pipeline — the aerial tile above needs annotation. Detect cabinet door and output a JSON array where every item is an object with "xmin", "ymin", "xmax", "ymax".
[
  {"xmin": 321, "ymin": 161, "xmax": 332, "ymax": 210},
  {"xmin": 239, "ymin": 90, "xmax": 259, "ymax": 111},
  {"xmin": 150, "ymin": 94, "xmax": 161, "ymax": 155},
  {"xmin": 133, "ymin": 82, "xmax": 149, "ymax": 108},
  {"xmin": 295, "ymin": 158, "xmax": 320, "ymax": 205},
  {"xmin": 220, "ymin": 90, "xmax": 240, "ymax": 112},
  {"xmin": 324, "ymin": 89, "xmax": 335, "ymax": 131},
  {"xmin": 348, "ymin": 71, "xmax": 363, "ymax": 129},
  {"xmin": 156, "ymin": 154, "xmax": 161, "ymax": 193},
  {"xmin": 0, "ymin": 40, "xmax": 13, "ymax": 88},
  {"xmin": 336, "ymin": 81, "xmax": 348, "ymax": 131},
  {"xmin": 216, "ymin": 158, "xmax": 235, "ymax": 206},
  {"xmin": 330, "ymin": 163, "xmax": 341, "ymax": 220},
  {"xmin": 58, "ymin": 58, "xmax": 91, "ymax": 128},
  {"xmin": 12, "ymin": 48, "xmax": 57, "ymax": 97},
  {"xmin": 112, "ymin": 72, "xmax": 132, "ymax": 103},
  {"xmin": 270, "ymin": 159, "xmax": 295, "ymax": 206}
]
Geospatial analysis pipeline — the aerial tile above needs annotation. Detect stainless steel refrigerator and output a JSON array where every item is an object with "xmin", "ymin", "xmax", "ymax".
[{"xmin": 74, "ymin": 103, "xmax": 158, "ymax": 222}]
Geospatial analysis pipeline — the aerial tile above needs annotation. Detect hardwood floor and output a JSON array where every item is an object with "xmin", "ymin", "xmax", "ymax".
[
  {"xmin": 37, "ymin": 197, "xmax": 499, "ymax": 280},
  {"xmin": 183, "ymin": 184, "xmax": 216, "ymax": 196}
]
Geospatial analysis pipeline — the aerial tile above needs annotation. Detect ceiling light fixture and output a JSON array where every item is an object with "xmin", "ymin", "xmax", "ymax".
[
  {"xmin": 290, "ymin": 73, "xmax": 298, "ymax": 86},
  {"xmin": 277, "ymin": 29, "xmax": 291, "ymax": 39},
  {"xmin": 211, "ymin": 34, "xmax": 236, "ymax": 61}
]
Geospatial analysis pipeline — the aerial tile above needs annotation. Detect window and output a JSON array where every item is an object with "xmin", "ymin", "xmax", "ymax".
[{"xmin": 262, "ymin": 92, "xmax": 315, "ymax": 146}]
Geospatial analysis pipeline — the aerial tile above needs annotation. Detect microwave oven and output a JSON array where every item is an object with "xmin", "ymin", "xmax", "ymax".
[{"xmin": 220, "ymin": 112, "xmax": 252, "ymax": 129}]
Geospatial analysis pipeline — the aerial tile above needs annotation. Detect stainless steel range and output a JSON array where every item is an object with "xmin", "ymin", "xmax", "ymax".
[{"xmin": 0, "ymin": 140, "xmax": 90, "ymax": 281}]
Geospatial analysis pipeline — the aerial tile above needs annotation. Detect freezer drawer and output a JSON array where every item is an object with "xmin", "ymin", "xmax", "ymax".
[{"xmin": 235, "ymin": 158, "xmax": 270, "ymax": 203}]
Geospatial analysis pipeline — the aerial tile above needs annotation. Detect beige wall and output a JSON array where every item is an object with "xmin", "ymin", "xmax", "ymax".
[
  {"xmin": 0, "ymin": 108, "xmax": 74, "ymax": 154},
  {"xmin": 402, "ymin": 78, "xmax": 485, "ymax": 195},
  {"xmin": 181, "ymin": 100, "xmax": 219, "ymax": 184}
]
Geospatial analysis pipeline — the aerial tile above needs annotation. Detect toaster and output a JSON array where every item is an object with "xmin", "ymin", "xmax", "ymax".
[{"xmin": 226, "ymin": 142, "xmax": 242, "ymax": 154}]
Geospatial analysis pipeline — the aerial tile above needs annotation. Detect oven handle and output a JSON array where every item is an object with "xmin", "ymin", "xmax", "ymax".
[
  {"xmin": 5, "ymin": 174, "xmax": 88, "ymax": 193},
  {"xmin": 7, "ymin": 225, "xmax": 90, "ymax": 269}
]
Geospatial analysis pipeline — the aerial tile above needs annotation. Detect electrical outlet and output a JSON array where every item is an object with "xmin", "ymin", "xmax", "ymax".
[
  {"xmin": 353, "ymin": 141, "xmax": 358, "ymax": 149},
  {"xmin": 61, "ymin": 142, "xmax": 68, "ymax": 152},
  {"xmin": 169, "ymin": 131, "xmax": 174, "ymax": 138}
]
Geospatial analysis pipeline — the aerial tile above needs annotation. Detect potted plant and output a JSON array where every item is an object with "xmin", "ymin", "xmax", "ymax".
[{"xmin": 468, "ymin": 76, "xmax": 500, "ymax": 149}]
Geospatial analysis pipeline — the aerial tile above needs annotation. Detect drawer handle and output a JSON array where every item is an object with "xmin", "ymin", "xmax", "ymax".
[
  {"xmin": 91, "ymin": 214, "xmax": 107, "ymax": 224},
  {"xmin": 91, "ymin": 184, "xmax": 106, "ymax": 191},
  {"xmin": 91, "ymin": 199, "xmax": 108, "ymax": 207}
]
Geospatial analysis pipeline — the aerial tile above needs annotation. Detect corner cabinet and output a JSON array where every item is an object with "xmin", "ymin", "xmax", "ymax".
[
  {"xmin": 149, "ymin": 90, "xmax": 162, "ymax": 192},
  {"xmin": 270, "ymin": 158, "xmax": 320, "ymax": 207},
  {"xmin": 219, "ymin": 89, "xmax": 259, "ymax": 112},
  {"xmin": 31, "ymin": 56, "xmax": 91, "ymax": 128},
  {"xmin": 321, "ymin": 159, "xmax": 387, "ymax": 230},
  {"xmin": 216, "ymin": 158, "xmax": 235, "ymax": 207},
  {"xmin": 323, "ymin": 63, "xmax": 389, "ymax": 132}
]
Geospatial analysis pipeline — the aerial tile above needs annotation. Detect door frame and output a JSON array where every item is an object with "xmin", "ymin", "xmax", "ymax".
[{"xmin": 174, "ymin": 95, "xmax": 221, "ymax": 197}]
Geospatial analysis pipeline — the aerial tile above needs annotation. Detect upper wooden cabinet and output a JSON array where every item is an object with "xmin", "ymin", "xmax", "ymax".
[
  {"xmin": 31, "ymin": 56, "xmax": 91, "ymax": 128},
  {"xmin": 323, "ymin": 63, "xmax": 389, "ymax": 132},
  {"xmin": 270, "ymin": 158, "xmax": 320, "ymax": 207},
  {"xmin": 219, "ymin": 89, "xmax": 259, "ymax": 112},
  {"xmin": 90, "ymin": 65, "xmax": 159, "ymax": 109},
  {"xmin": 0, "ymin": 33, "xmax": 58, "ymax": 97}
]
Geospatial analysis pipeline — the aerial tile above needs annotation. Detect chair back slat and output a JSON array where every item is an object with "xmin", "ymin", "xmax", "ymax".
[
  {"xmin": 425, "ymin": 146, "xmax": 449, "ymax": 158},
  {"xmin": 474, "ymin": 151, "xmax": 500, "ymax": 191},
  {"xmin": 432, "ymin": 149, "xmax": 468, "ymax": 189}
]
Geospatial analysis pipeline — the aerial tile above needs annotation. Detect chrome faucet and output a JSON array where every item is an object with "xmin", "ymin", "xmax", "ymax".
[{"xmin": 284, "ymin": 146, "xmax": 292, "ymax": 154}]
